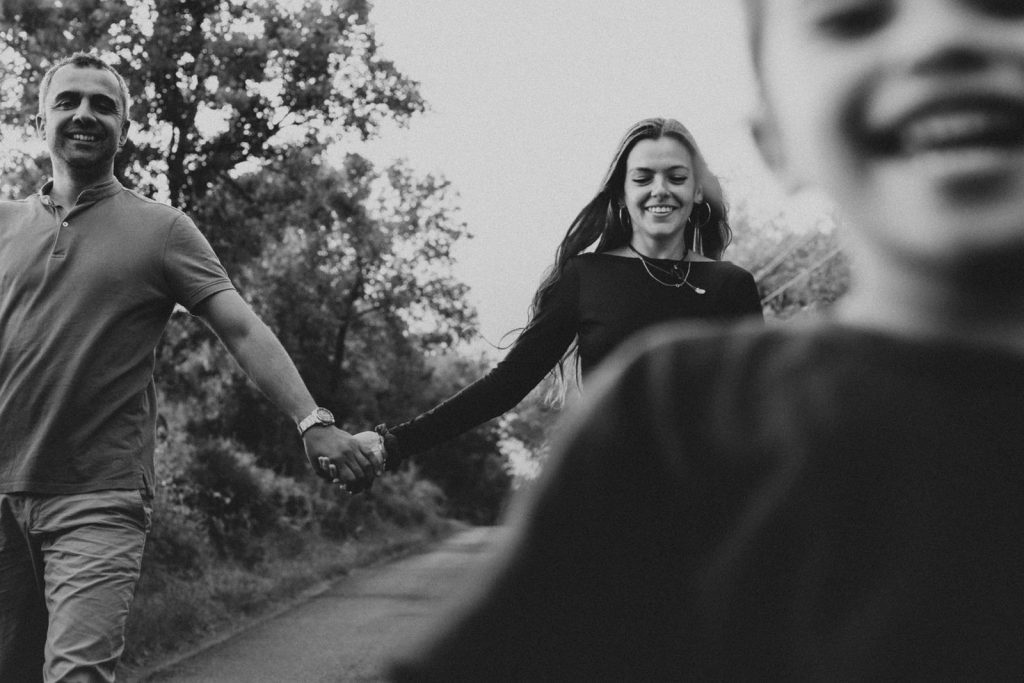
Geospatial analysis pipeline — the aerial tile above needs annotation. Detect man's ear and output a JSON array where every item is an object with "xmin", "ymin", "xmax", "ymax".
[
  {"xmin": 118, "ymin": 120, "xmax": 130, "ymax": 150},
  {"xmin": 750, "ymin": 105, "xmax": 805, "ymax": 192},
  {"xmin": 35, "ymin": 114, "xmax": 45, "ymax": 140}
]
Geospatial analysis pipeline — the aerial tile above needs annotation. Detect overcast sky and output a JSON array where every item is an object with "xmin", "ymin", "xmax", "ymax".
[
  {"xmin": 353, "ymin": 0, "xmax": 791, "ymax": 345},
  {"xmin": 0, "ymin": 1, "xmax": 808, "ymax": 345}
]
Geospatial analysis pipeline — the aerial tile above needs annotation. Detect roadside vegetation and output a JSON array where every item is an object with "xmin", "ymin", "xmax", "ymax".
[{"xmin": 119, "ymin": 428, "xmax": 455, "ymax": 674}]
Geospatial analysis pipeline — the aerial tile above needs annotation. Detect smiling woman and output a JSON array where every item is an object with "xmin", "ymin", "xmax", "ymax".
[
  {"xmin": 370, "ymin": 117, "xmax": 763, "ymax": 472},
  {"xmin": 620, "ymin": 136, "xmax": 704, "ymax": 255}
]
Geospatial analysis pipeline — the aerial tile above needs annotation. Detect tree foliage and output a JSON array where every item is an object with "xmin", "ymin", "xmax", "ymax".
[
  {"xmin": 158, "ymin": 148, "xmax": 480, "ymax": 473},
  {"xmin": 1, "ymin": 0, "xmax": 425, "ymax": 208},
  {"xmin": 395, "ymin": 353, "xmax": 514, "ymax": 524},
  {"xmin": 728, "ymin": 191, "xmax": 851, "ymax": 320}
]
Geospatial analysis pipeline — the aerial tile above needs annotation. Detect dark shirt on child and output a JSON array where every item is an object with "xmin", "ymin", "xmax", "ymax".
[{"xmin": 390, "ymin": 322, "xmax": 1024, "ymax": 682}]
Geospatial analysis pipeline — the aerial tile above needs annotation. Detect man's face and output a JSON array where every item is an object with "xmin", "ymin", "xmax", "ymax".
[
  {"xmin": 757, "ymin": 0, "xmax": 1024, "ymax": 268},
  {"xmin": 36, "ymin": 65, "xmax": 129, "ymax": 173}
]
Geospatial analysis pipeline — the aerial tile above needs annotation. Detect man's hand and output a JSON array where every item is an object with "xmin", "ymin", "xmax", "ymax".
[{"xmin": 303, "ymin": 426, "xmax": 384, "ymax": 492}]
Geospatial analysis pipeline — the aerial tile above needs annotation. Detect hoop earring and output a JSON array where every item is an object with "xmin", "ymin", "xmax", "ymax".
[
  {"xmin": 618, "ymin": 205, "xmax": 632, "ymax": 230},
  {"xmin": 694, "ymin": 201, "xmax": 712, "ymax": 230},
  {"xmin": 686, "ymin": 202, "xmax": 711, "ymax": 255}
]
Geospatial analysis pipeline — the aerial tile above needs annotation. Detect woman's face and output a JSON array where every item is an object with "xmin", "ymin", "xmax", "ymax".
[
  {"xmin": 622, "ymin": 136, "xmax": 702, "ymax": 250},
  {"xmin": 758, "ymin": 0, "xmax": 1024, "ymax": 267}
]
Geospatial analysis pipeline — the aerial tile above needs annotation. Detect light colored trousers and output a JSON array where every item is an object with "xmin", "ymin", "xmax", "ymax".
[{"xmin": 0, "ymin": 490, "xmax": 151, "ymax": 683}]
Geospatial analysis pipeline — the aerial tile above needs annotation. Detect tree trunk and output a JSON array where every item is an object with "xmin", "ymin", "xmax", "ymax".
[{"xmin": 329, "ymin": 263, "xmax": 365, "ymax": 398}]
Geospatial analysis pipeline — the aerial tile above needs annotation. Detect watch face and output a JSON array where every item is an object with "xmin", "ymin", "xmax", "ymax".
[{"xmin": 315, "ymin": 407, "xmax": 335, "ymax": 424}]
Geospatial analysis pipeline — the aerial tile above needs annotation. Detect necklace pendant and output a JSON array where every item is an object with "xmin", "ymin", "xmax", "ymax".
[{"xmin": 634, "ymin": 252, "xmax": 694, "ymax": 289}]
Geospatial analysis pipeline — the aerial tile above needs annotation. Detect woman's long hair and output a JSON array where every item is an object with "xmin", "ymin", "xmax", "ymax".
[{"xmin": 525, "ymin": 117, "xmax": 733, "ymax": 396}]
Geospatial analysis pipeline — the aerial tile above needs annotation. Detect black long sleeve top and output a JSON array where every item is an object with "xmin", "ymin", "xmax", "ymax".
[{"xmin": 387, "ymin": 252, "xmax": 762, "ymax": 459}]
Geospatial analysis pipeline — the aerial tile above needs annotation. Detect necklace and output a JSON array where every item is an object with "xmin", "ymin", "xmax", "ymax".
[{"xmin": 627, "ymin": 244, "xmax": 705, "ymax": 294}]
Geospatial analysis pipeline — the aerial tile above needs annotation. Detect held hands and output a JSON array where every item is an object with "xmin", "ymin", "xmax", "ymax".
[
  {"xmin": 340, "ymin": 431, "xmax": 388, "ymax": 493},
  {"xmin": 354, "ymin": 430, "xmax": 387, "ymax": 467},
  {"xmin": 303, "ymin": 426, "xmax": 385, "ymax": 493}
]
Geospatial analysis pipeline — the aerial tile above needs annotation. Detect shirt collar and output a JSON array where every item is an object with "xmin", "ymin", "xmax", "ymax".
[
  {"xmin": 37, "ymin": 181, "xmax": 55, "ymax": 206},
  {"xmin": 37, "ymin": 178, "xmax": 123, "ymax": 207}
]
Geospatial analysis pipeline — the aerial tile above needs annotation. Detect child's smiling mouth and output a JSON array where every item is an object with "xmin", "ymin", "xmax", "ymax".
[{"xmin": 863, "ymin": 94, "xmax": 1024, "ymax": 160}]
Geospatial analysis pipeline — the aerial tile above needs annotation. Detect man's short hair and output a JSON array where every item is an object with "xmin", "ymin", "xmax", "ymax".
[{"xmin": 37, "ymin": 52, "xmax": 131, "ymax": 120}]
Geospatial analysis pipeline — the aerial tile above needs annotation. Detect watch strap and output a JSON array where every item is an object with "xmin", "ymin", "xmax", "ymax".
[{"xmin": 297, "ymin": 407, "xmax": 335, "ymax": 436}]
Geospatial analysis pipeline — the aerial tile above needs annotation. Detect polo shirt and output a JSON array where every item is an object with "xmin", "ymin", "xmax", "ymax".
[{"xmin": 0, "ymin": 179, "xmax": 234, "ymax": 494}]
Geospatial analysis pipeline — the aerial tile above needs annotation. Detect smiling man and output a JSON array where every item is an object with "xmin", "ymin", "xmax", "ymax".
[{"xmin": 0, "ymin": 52, "xmax": 383, "ymax": 682}]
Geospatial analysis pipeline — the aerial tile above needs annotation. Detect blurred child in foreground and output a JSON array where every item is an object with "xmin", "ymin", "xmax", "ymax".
[{"xmin": 390, "ymin": 2, "xmax": 1024, "ymax": 680}]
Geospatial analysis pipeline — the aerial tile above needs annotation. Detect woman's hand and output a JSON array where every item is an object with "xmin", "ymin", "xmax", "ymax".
[
  {"xmin": 305, "ymin": 427, "xmax": 383, "ymax": 493},
  {"xmin": 353, "ymin": 430, "xmax": 387, "ymax": 473}
]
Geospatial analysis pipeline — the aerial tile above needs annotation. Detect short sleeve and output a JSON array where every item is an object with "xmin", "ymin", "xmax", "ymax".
[{"xmin": 162, "ymin": 215, "xmax": 235, "ymax": 311}]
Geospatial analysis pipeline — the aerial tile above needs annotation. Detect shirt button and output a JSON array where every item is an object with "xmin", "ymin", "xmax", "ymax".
[{"xmin": 62, "ymin": 222, "xmax": 69, "ymax": 227}]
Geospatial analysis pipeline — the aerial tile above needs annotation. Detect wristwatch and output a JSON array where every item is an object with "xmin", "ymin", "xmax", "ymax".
[{"xmin": 297, "ymin": 407, "xmax": 335, "ymax": 436}]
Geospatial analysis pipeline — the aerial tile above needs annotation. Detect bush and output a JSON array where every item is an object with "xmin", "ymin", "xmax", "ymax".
[
  {"xmin": 372, "ymin": 466, "xmax": 448, "ymax": 527},
  {"xmin": 316, "ymin": 465, "xmax": 447, "ymax": 540},
  {"xmin": 143, "ymin": 498, "xmax": 210, "ymax": 582},
  {"xmin": 183, "ymin": 438, "xmax": 315, "ymax": 564},
  {"xmin": 120, "ymin": 403, "xmax": 459, "ymax": 674},
  {"xmin": 414, "ymin": 428, "xmax": 513, "ymax": 525}
]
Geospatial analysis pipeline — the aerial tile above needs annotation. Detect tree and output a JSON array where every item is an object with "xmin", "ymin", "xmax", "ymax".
[
  {"xmin": 398, "ymin": 352, "xmax": 514, "ymax": 524},
  {"xmin": 1, "ymin": 0, "xmax": 424, "ymax": 209},
  {"xmin": 159, "ymin": 148, "xmax": 480, "ymax": 473},
  {"xmin": 727, "ymin": 189, "xmax": 851, "ymax": 320}
]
